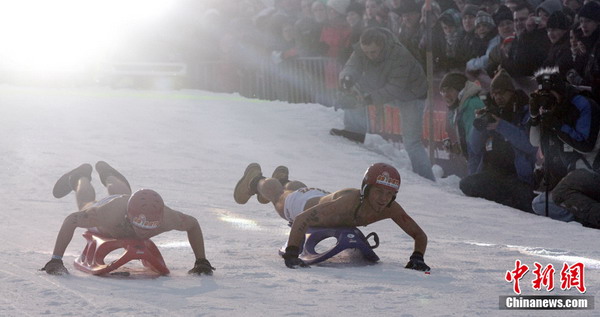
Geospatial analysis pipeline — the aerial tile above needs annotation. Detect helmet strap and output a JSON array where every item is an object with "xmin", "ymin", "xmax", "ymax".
[{"xmin": 387, "ymin": 195, "xmax": 396, "ymax": 207}]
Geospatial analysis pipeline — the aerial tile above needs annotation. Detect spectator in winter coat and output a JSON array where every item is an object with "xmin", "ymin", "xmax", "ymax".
[
  {"xmin": 434, "ymin": 8, "xmax": 466, "ymax": 71},
  {"xmin": 501, "ymin": 4, "xmax": 551, "ymax": 93},
  {"xmin": 529, "ymin": 67, "xmax": 600, "ymax": 227},
  {"xmin": 466, "ymin": 11, "xmax": 499, "ymax": 73},
  {"xmin": 535, "ymin": 0, "xmax": 564, "ymax": 30},
  {"xmin": 312, "ymin": 0, "xmax": 329, "ymax": 24},
  {"xmin": 461, "ymin": 4, "xmax": 478, "ymax": 35},
  {"xmin": 479, "ymin": 6, "xmax": 515, "ymax": 81},
  {"xmin": 551, "ymin": 170, "xmax": 600, "ymax": 228},
  {"xmin": 317, "ymin": 0, "xmax": 353, "ymax": 106},
  {"xmin": 567, "ymin": 26, "xmax": 589, "ymax": 85},
  {"xmin": 460, "ymin": 70, "xmax": 538, "ymax": 212},
  {"xmin": 364, "ymin": 0, "xmax": 389, "ymax": 29},
  {"xmin": 322, "ymin": 0, "xmax": 353, "ymax": 63},
  {"xmin": 294, "ymin": 1, "xmax": 329, "ymax": 57},
  {"xmin": 541, "ymin": 11, "xmax": 574, "ymax": 78},
  {"xmin": 42, "ymin": 162, "xmax": 214, "ymax": 276},
  {"xmin": 397, "ymin": 0, "xmax": 426, "ymax": 67},
  {"xmin": 346, "ymin": 1, "xmax": 366, "ymax": 46},
  {"xmin": 335, "ymin": 27, "xmax": 435, "ymax": 181},
  {"xmin": 233, "ymin": 162, "xmax": 430, "ymax": 270},
  {"xmin": 385, "ymin": 0, "xmax": 404, "ymax": 38},
  {"xmin": 458, "ymin": 5, "xmax": 485, "ymax": 62},
  {"xmin": 439, "ymin": 73, "xmax": 486, "ymax": 176}
]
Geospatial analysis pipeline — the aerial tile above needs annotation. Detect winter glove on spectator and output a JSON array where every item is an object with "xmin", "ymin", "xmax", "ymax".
[
  {"xmin": 405, "ymin": 251, "xmax": 430, "ymax": 272},
  {"xmin": 540, "ymin": 113, "xmax": 562, "ymax": 131},
  {"xmin": 283, "ymin": 246, "xmax": 309, "ymax": 269},
  {"xmin": 188, "ymin": 258, "xmax": 215, "ymax": 275},
  {"xmin": 41, "ymin": 258, "xmax": 69, "ymax": 275},
  {"xmin": 362, "ymin": 94, "xmax": 373, "ymax": 106},
  {"xmin": 340, "ymin": 75, "xmax": 355, "ymax": 91}
]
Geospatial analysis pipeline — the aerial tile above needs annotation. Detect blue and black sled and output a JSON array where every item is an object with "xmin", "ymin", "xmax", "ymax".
[{"xmin": 279, "ymin": 226, "xmax": 380, "ymax": 265}]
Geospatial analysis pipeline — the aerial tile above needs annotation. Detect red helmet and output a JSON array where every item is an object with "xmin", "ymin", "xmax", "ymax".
[
  {"xmin": 361, "ymin": 163, "xmax": 401, "ymax": 196},
  {"xmin": 127, "ymin": 189, "xmax": 164, "ymax": 230}
]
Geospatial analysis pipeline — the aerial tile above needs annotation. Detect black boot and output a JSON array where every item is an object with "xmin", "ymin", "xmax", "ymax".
[{"xmin": 52, "ymin": 164, "xmax": 93, "ymax": 198}]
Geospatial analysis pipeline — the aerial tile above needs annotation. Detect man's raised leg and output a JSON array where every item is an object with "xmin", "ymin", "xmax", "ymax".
[
  {"xmin": 52, "ymin": 163, "xmax": 93, "ymax": 199},
  {"xmin": 75, "ymin": 177, "xmax": 95, "ymax": 210},
  {"xmin": 95, "ymin": 161, "xmax": 132, "ymax": 195}
]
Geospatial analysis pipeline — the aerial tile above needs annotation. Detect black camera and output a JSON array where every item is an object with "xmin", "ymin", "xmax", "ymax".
[
  {"xmin": 536, "ymin": 71, "xmax": 564, "ymax": 93},
  {"xmin": 473, "ymin": 95, "xmax": 501, "ymax": 131},
  {"xmin": 530, "ymin": 90, "xmax": 558, "ymax": 115}
]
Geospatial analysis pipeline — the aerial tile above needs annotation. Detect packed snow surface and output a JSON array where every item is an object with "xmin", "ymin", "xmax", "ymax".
[{"xmin": 0, "ymin": 85, "xmax": 597, "ymax": 316}]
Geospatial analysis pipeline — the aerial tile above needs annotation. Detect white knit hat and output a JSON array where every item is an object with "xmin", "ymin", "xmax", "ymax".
[{"xmin": 327, "ymin": 0, "xmax": 351, "ymax": 15}]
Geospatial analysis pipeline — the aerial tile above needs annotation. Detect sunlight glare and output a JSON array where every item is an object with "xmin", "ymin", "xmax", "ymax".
[{"xmin": 0, "ymin": 0, "xmax": 176, "ymax": 72}]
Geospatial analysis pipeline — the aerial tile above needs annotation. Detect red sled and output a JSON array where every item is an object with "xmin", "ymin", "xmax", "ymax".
[{"xmin": 74, "ymin": 230, "xmax": 170, "ymax": 276}]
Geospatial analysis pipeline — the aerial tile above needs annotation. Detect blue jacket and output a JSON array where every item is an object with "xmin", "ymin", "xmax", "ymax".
[
  {"xmin": 468, "ymin": 92, "xmax": 538, "ymax": 184},
  {"xmin": 530, "ymin": 91, "xmax": 600, "ymax": 173}
]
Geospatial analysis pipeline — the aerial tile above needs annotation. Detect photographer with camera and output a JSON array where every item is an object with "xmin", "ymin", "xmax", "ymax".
[
  {"xmin": 332, "ymin": 27, "xmax": 435, "ymax": 181},
  {"xmin": 529, "ymin": 67, "xmax": 600, "ymax": 228},
  {"xmin": 459, "ymin": 69, "xmax": 538, "ymax": 212}
]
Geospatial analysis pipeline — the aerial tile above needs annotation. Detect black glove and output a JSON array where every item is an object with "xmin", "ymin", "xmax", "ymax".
[
  {"xmin": 362, "ymin": 94, "xmax": 373, "ymax": 106},
  {"xmin": 405, "ymin": 251, "xmax": 430, "ymax": 272},
  {"xmin": 340, "ymin": 75, "xmax": 354, "ymax": 91},
  {"xmin": 188, "ymin": 258, "xmax": 215, "ymax": 275},
  {"xmin": 540, "ymin": 113, "xmax": 562, "ymax": 131},
  {"xmin": 282, "ymin": 246, "xmax": 309, "ymax": 269},
  {"xmin": 41, "ymin": 258, "xmax": 69, "ymax": 275}
]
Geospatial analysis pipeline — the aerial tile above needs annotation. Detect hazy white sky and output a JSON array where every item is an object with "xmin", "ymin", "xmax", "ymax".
[{"xmin": 0, "ymin": 0, "xmax": 177, "ymax": 71}]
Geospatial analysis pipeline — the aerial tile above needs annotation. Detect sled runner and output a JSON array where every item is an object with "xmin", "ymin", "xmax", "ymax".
[
  {"xmin": 74, "ymin": 230, "xmax": 169, "ymax": 276},
  {"xmin": 279, "ymin": 226, "xmax": 380, "ymax": 265}
]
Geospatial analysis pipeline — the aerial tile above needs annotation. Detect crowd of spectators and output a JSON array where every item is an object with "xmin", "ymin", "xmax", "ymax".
[{"xmin": 174, "ymin": 0, "xmax": 599, "ymax": 228}]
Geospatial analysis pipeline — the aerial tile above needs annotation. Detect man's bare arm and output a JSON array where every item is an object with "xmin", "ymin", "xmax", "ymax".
[
  {"xmin": 51, "ymin": 209, "xmax": 98, "ymax": 257},
  {"xmin": 389, "ymin": 203, "xmax": 428, "ymax": 255},
  {"xmin": 163, "ymin": 208, "xmax": 207, "ymax": 260}
]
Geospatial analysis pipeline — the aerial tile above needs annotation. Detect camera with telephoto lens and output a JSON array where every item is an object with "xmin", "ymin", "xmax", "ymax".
[
  {"xmin": 473, "ymin": 95, "xmax": 501, "ymax": 131},
  {"xmin": 530, "ymin": 89, "xmax": 557, "ymax": 115},
  {"xmin": 531, "ymin": 68, "xmax": 562, "ymax": 116}
]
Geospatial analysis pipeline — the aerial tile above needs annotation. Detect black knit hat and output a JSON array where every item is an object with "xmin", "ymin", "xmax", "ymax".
[
  {"xmin": 490, "ymin": 69, "xmax": 515, "ymax": 92},
  {"xmin": 440, "ymin": 72, "xmax": 468, "ymax": 91},
  {"xmin": 493, "ymin": 5, "xmax": 513, "ymax": 26},
  {"xmin": 546, "ymin": 11, "xmax": 571, "ymax": 30},
  {"xmin": 578, "ymin": 1, "xmax": 600, "ymax": 22}
]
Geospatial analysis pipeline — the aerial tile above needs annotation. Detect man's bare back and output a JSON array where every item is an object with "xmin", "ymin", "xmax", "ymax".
[
  {"xmin": 234, "ymin": 163, "xmax": 430, "ymax": 270},
  {"xmin": 78, "ymin": 195, "xmax": 194, "ymax": 240},
  {"xmin": 301, "ymin": 188, "xmax": 391, "ymax": 227}
]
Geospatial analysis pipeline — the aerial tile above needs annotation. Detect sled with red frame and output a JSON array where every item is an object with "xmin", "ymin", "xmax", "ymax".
[{"xmin": 74, "ymin": 230, "xmax": 169, "ymax": 276}]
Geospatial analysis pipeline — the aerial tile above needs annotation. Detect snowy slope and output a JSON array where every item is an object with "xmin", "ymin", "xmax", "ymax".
[{"xmin": 0, "ymin": 85, "xmax": 598, "ymax": 316}]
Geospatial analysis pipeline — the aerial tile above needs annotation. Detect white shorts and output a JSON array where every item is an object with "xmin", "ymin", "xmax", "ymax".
[
  {"xmin": 91, "ymin": 194, "xmax": 127, "ymax": 207},
  {"xmin": 283, "ymin": 187, "xmax": 329, "ymax": 222}
]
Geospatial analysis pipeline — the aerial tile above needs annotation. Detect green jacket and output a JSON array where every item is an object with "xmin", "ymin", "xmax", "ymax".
[{"xmin": 446, "ymin": 81, "xmax": 485, "ymax": 157}]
